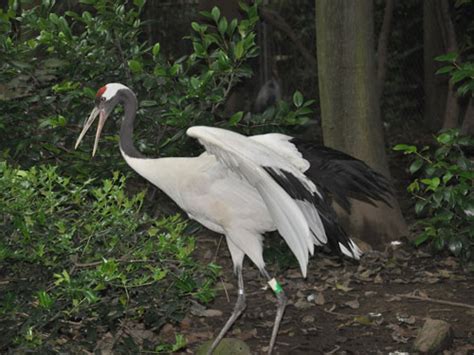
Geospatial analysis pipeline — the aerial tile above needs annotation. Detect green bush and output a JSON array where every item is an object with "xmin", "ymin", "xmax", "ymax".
[
  {"xmin": 0, "ymin": 161, "xmax": 219, "ymax": 352},
  {"xmin": 1, "ymin": 1, "xmax": 313, "ymax": 174},
  {"xmin": 394, "ymin": 130, "xmax": 473, "ymax": 260}
]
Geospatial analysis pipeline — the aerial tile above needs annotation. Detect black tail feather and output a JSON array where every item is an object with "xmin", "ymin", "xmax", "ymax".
[{"xmin": 293, "ymin": 140, "xmax": 394, "ymax": 213}]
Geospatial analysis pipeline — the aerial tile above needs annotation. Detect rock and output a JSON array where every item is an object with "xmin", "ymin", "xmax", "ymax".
[
  {"xmin": 413, "ymin": 319, "xmax": 453, "ymax": 354},
  {"xmin": 196, "ymin": 338, "xmax": 251, "ymax": 355},
  {"xmin": 314, "ymin": 292, "xmax": 326, "ymax": 305}
]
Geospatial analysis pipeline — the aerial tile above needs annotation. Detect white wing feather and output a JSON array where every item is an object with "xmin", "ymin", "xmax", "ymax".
[
  {"xmin": 187, "ymin": 126, "xmax": 324, "ymax": 277},
  {"xmin": 250, "ymin": 133, "xmax": 310, "ymax": 172}
]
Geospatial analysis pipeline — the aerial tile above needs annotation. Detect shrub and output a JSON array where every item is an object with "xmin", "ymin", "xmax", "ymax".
[
  {"xmin": 1, "ymin": 1, "xmax": 313, "ymax": 175},
  {"xmin": 394, "ymin": 130, "xmax": 473, "ymax": 260},
  {"xmin": 0, "ymin": 162, "xmax": 219, "ymax": 352}
]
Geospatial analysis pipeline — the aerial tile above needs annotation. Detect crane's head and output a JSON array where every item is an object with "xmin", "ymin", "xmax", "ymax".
[{"xmin": 74, "ymin": 83, "xmax": 126, "ymax": 156}]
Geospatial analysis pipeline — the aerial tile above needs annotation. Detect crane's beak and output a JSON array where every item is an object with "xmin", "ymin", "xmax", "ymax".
[{"xmin": 74, "ymin": 106, "xmax": 107, "ymax": 157}]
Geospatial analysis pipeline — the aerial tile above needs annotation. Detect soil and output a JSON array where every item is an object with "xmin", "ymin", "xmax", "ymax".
[{"xmin": 169, "ymin": 234, "xmax": 474, "ymax": 354}]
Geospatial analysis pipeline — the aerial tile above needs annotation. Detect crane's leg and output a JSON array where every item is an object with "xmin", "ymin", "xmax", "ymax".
[
  {"xmin": 262, "ymin": 268, "xmax": 288, "ymax": 355},
  {"xmin": 207, "ymin": 266, "xmax": 246, "ymax": 355}
]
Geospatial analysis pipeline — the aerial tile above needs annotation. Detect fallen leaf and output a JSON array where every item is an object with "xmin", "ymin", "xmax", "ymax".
[
  {"xmin": 374, "ymin": 274, "xmax": 383, "ymax": 284},
  {"xmin": 353, "ymin": 315, "xmax": 372, "ymax": 326},
  {"xmin": 335, "ymin": 282, "xmax": 353, "ymax": 293},
  {"xmin": 345, "ymin": 299, "xmax": 360, "ymax": 309},
  {"xmin": 437, "ymin": 269, "xmax": 452, "ymax": 278},
  {"xmin": 294, "ymin": 299, "xmax": 313, "ymax": 310}
]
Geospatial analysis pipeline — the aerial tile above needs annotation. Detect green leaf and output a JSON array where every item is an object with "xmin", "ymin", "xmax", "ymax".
[
  {"xmin": 190, "ymin": 77, "xmax": 201, "ymax": 90},
  {"xmin": 211, "ymin": 6, "xmax": 220, "ymax": 23},
  {"xmin": 229, "ymin": 111, "xmax": 244, "ymax": 126},
  {"xmin": 191, "ymin": 22, "xmax": 201, "ymax": 32},
  {"xmin": 83, "ymin": 87, "xmax": 96, "ymax": 98},
  {"xmin": 193, "ymin": 41, "xmax": 206, "ymax": 56},
  {"xmin": 152, "ymin": 42, "xmax": 161, "ymax": 57},
  {"xmin": 37, "ymin": 290, "xmax": 54, "ymax": 309},
  {"xmin": 128, "ymin": 59, "xmax": 143, "ymax": 73},
  {"xmin": 414, "ymin": 233, "xmax": 430, "ymax": 246},
  {"xmin": 436, "ymin": 65, "xmax": 454, "ymax": 75},
  {"xmin": 393, "ymin": 144, "xmax": 417, "ymax": 154},
  {"xmin": 239, "ymin": 1, "xmax": 250, "ymax": 12},
  {"xmin": 434, "ymin": 52, "xmax": 458, "ymax": 63},
  {"xmin": 433, "ymin": 190, "xmax": 444, "ymax": 206},
  {"xmin": 140, "ymin": 100, "xmax": 158, "ymax": 107},
  {"xmin": 437, "ymin": 132, "xmax": 454, "ymax": 144},
  {"xmin": 154, "ymin": 65, "xmax": 166, "ymax": 76},
  {"xmin": 169, "ymin": 63, "xmax": 181, "ymax": 76},
  {"xmin": 83, "ymin": 290, "xmax": 99, "ymax": 303},
  {"xmin": 442, "ymin": 171, "xmax": 453, "ymax": 184},
  {"xmin": 421, "ymin": 177, "xmax": 440, "ymax": 191},
  {"xmin": 228, "ymin": 18, "xmax": 238, "ymax": 36},
  {"xmin": 409, "ymin": 158, "xmax": 423, "ymax": 174},
  {"xmin": 415, "ymin": 200, "xmax": 427, "ymax": 214},
  {"xmin": 407, "ymin": 179, "xmax": 419, "ymax": 193},
  {"xmin": 218, "ymin": 17, "xmax": 228, "ymax": 36},
  {"xmin": 293, "ymin": 91, "xmax": 303, "ymax": 108},
  {"xmin": 234, "ymin": 41, "xmax": 244, "ymax": 59},
  {"xmin": 296, "ymin": 107, "xmax": 312, "ymax": 116}
]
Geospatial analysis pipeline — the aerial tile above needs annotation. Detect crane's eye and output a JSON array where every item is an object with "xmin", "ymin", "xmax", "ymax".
[{"xmin": 100, "ymin": 96, "xmax": 106, "ymax": 102}]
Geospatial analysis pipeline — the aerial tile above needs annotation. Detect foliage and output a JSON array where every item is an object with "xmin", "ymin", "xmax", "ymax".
[
  {"xmin": 0, "ymin": 0, "xmax": 314, "ymax": 174},
  {"xmin": 394, "ymin": 130, "xmax": 473, "ymax": 259},
  {"xmin": 0, "ymin": 161, "xmax": 220, "ymax": 352},
  {"xmin": 435, "ymin": 52, "xmax": 474, "ymax": 97}
]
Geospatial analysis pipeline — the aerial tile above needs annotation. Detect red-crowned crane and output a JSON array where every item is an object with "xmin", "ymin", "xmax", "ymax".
[{"xmin": 75, "ymin": 83, "xmax": 393, "ymax": 354}]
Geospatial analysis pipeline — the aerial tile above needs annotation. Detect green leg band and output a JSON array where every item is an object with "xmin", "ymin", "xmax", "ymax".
[{"xmin": 268, "ymin": 278, "xmax": 283, "ymax": 294}]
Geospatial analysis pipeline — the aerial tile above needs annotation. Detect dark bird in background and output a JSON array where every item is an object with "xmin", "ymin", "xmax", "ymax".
[{"xmin": 75, "ymin": 83, "xmax": 393, "ymax": 354}]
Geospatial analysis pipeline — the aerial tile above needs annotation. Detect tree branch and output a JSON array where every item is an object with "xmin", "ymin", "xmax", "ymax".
[
  {"xmin": 260, "ymin": 7, "xmax": 317, "ymax": 74},
  {"xmin": 396, "ymin": 292, "xmax": 474, "ymax": 310}
]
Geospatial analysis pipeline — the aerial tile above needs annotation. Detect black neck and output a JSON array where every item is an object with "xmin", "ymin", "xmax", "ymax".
[{"xmin": 118, "ymin": 89, "xmax": 144, "ymax": 158}]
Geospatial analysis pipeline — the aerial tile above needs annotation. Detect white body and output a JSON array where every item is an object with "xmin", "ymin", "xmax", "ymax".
[{"xmin": 121, "ymin": 127, "xmax": 361, "ymax": 277}]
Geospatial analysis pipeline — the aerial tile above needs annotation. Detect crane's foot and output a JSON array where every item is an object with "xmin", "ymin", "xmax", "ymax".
[
  {"xmin": 263, "ymin": 270, "xmax": 288, "ymax": 354},
  {"xmin": 207, "ymin": 268, "xmax": 246, "ymax": 355},
  {"xmin": 267, "ymin": 289, "xmax": 287, "ymax": 354}
]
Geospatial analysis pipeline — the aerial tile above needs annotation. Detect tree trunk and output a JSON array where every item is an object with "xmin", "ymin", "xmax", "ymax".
[
  {"xmin": 460, "ymin": 98, "xmax": 474, "ymax": 136},
  {"xmin": 437, "ymin": 0, "xmax": 460, "ymax": 130},
  {"xmin": 423, "ymin": 0, "xmax": 448, "ymax": 130},
  {"xmin": 315, "ymin": 0, "xmax": 408, "ymax": 248},
  {"xmin": 376, "ymin": 0, "xmax": 394, "ymax": 101}
]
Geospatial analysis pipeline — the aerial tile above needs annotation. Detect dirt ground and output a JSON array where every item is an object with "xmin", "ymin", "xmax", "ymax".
[{"xmin": 165, "ymin": 233, "xmax": 474, "ymax": 354}]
